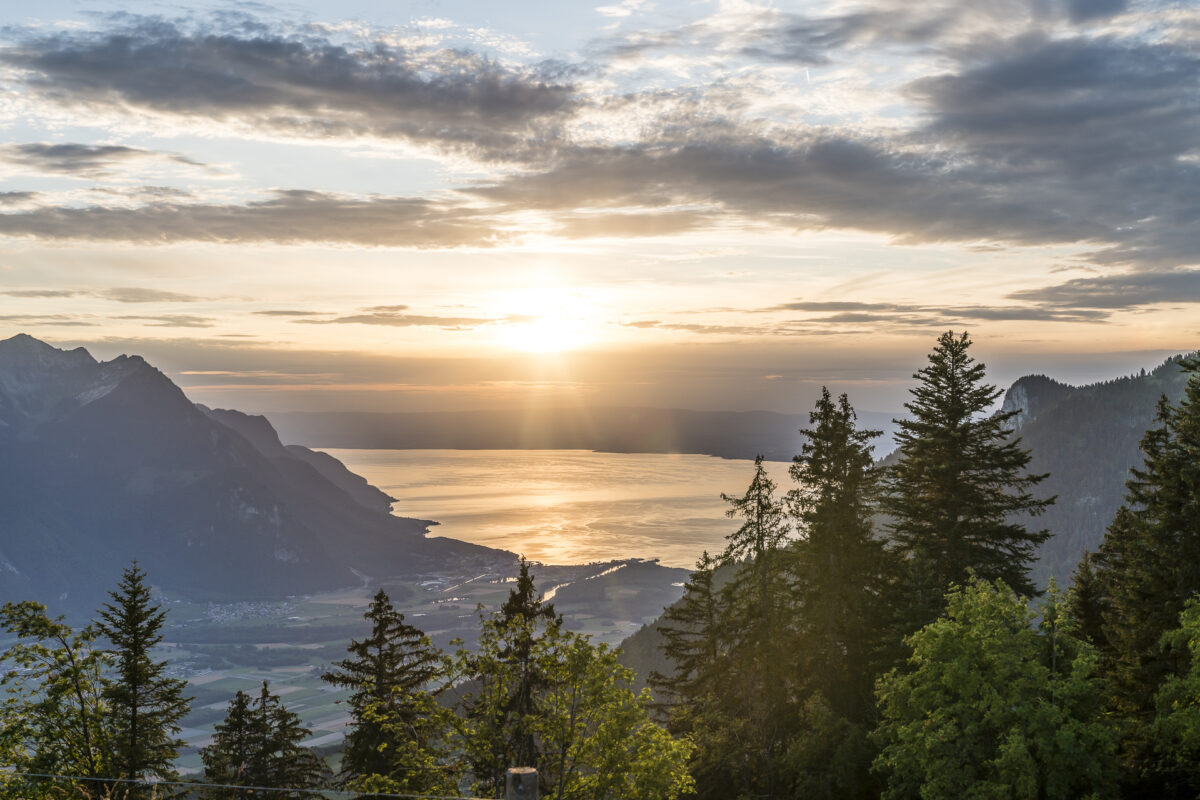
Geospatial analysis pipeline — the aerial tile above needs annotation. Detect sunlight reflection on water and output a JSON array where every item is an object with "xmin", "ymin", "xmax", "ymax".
[{"xmin": 325, "ymin": 449, "xmax": 794, "ymax": 568}]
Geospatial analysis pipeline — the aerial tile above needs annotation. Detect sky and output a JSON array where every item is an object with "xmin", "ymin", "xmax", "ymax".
[{"xmin": 0, "ymin": 0, "xmax": 1196, "ymax": 415}]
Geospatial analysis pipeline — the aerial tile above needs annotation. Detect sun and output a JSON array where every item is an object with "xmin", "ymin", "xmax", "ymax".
[{"xmin": 494, "ymin": 287, "xmax": 597, "ymax": 353}]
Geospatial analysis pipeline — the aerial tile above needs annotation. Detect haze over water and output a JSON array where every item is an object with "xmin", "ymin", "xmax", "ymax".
[{"xmin": 327, "ymin": 449, "xmax": 793, "ymax": 568}]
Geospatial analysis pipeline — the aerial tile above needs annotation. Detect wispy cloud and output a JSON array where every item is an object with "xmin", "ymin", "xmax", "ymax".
[{"xmin": 0, "ymin": 143, "xmax": 206, "ymax": 178}]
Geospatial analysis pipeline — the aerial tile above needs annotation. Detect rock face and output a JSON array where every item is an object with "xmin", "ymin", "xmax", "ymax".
[
  {"xmin": 1001, "ymin": 356, "xmax": 1193, "ymax": 584},
  {"xmin": 0, "ymin": 334, "xmax": 505, "ymax": 614}
]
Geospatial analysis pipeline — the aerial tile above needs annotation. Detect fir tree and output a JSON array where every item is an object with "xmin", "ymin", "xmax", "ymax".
[
  {"xmin": 885, "ymin": 331, "xmax": 1052, "ymax": 623},
  {"xmin": 201, "ymin": 682, "xmax": 327, "ymax": 799},
  {"xmin": 457, "ymin": 557, "xmax": 560, "ymax": 796},
  {"xmin": 1091, "ymin": 355, "xmax": 1200, "ymax": 793},
  {"xmin": 95, "ymin": 561, "xmax": 190, "ymax": 798},
  {"xmin": 648, "ymin": 551, "xmax": 725, "ymax": 707},
  {"xmin": 788, "ymin": 388, "xmax": 891, "ymax": 724},
  {"xmin": 321, "ymin": 588, "xmax": 446, "ymax": 787}
]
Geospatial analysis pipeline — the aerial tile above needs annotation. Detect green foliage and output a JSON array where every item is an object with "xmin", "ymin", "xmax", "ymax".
[
  {"xmin": 1094, "ymin": 356, "xmax": 1200, "ymax": 715},
  {"xmin": 456, "ymin": 557, "xmax": 561, "ymax": 795},
  {"xmin": 201, "ymin": 682, "xmax": 328, "ymax": 799},
  {"xmin": 1152, "ymin": 598, "xmax": 1200, "ymax": 795},
  {"xmin": 0, "ymin": 601, "xmax": 113, "ymax": 799},
  {"xmin": 534, "ymin": 625, "xmax": 693, "ymax": 800},
  {"xmin": 321, "ymin": 588, "xmax": 447, "ymax": 790},
  {"xmin": 457, "ymin": 561, "xmax": 692, "ymax": 800},
  {"xmin": 789, "ymin": 388, "xmax": 894, "ymax": 724},
  {"xmin": 873, "ymin": 578, "xmax": 1116, "ymax": 800},
  {"xmin": 885, "ymin": 331, "xmax": 1052, "ymax": 623},
  {"xmin": 95, "ymin": 561, "xmax": 190, "ymax": 797}
]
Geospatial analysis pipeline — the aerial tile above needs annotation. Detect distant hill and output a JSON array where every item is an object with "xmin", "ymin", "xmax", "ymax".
[
  {"xmin": 0, "ymin": 334, "xmax": 508, "ymax": 615},
  {"xmin": 1006, "ymin": 355, "xmax": 1193, "ymax": 584},
  {"xmin": 267, "ymin": 407, "xmax": 903, "ymax": 462}
]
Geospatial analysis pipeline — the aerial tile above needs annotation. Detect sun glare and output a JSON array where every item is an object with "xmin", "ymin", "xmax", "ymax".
[{"xmin": 495, "ymin": 287, "xmax": 597, "ymax": 353}]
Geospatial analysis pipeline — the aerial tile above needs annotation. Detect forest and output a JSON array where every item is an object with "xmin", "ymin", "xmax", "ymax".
[{"xmin": 3, "ymin": 331, "xmax": 1200, "ymax": 800}]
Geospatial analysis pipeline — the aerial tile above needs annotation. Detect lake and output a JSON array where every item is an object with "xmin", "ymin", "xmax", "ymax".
[{"xmin": 325, "ymin": 449, "xmax": 794, "ymax": 568}]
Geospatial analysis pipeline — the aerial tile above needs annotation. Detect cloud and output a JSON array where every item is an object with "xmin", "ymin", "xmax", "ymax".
[
  {"xmin": 0, "ymin": 143, "xmax": 205, "ymax": 178},
  {"xmin": 252, "ymin": 309, "xmax": 329, "ymax": 316},
  {"xmin": 1, "ymin": 16, "xmax": 579, "ymax": 159},
  {"xmin": 0, "ymin": 190, "xmax": 507, "ymax": 248},
  {"xmin": 554, "ymin": 210, "xmax": 716, "ymax": 238},
  {"xmin": 1008, "ymin": 270, "xmax": 1200, "ymax": 308},
  {"xmin": 1, "ymin": 289, "xmax": 81, "ymax": 298},
  {"xmin": 114, "ymin": 314, "xmax": 215, "ymax": 327},
  {"xmin": 0, "ymin": 314, "xmax": 97, "ymax": 326},
  {"xmin": 763, "ymin": 300, "xmax": 1108, "ymax": 322},
  {"xmin": 0, "ymin": 192, "xmax": 39, "ymax": 205},
  {"xmin": 98, "ymin": 287, "xmax": 204, "ymax": 303},
  {"xmin": 296, "ymin": 310, "xmax": 508, "ymax": 329},
  {"xmin": 1, "ymin": 287, "xmax": 202, "ymax": 302}
]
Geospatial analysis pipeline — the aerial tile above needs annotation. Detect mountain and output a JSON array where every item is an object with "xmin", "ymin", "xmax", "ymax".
[
  {"xmin": 267, "ymin": 406, "xmax": 903, "ymax": 461},
  {"xmin": 0, "ymin": 334, "xmax": 507, "ymax": 615},
  {"xmin": 1007, "ymin": 355, "xmax": 1193, "ymax": 584}
]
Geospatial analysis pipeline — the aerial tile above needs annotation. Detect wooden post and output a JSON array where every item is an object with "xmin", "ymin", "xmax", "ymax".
[{"xmin": 505, "ymin": 767, "xmax": 538, "ymax": 800}]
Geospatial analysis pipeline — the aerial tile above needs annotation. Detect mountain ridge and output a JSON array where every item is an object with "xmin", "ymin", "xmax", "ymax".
[{"xmin": 0, "ymin": 334, "xmax": 508, "ymax": 616}]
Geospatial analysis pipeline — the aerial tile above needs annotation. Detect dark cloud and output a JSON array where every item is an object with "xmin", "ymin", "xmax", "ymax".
[
  {"xmin": 0, "ymin": 191, "xmax": 39, "ymax": 205},
  {"xmin": 1065, "ymin": 0, "xmax": 1127, "ymax": 23},
  {"xmin": 473, "ymin": 134, "xmax": 1106, "ymax": 249},
  {"xmin": 0, "ymin": 143, "xmax": 204, "ymax": 177},
  {"xmin": 554, "ymin": 210, "xmax": 715, "ymax": 238},
  {"xmin": 1008, "ymin": 270, "xmax": 1200, "ymax": 308},
  {"xmin": 1, "ymin": 17, "xmax": 578, "ymax": 159},
  {"xmin": 0, "ymin": 191, "xmax": 507, "ymax": 248}
]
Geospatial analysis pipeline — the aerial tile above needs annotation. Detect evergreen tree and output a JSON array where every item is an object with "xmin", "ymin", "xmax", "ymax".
[
  {"xmin": 201, "ymin": 682, "xmax": 327, "ymax": 799},
  {"xmin": 1151, "ymin": 599, "xmax": 1200, "ymax": 797},
  {"xmin": 457, "ymin": 557, "xmax": 560, "ymax": 796},
  {"xmin": 95, "ymin": 561, "xmax": 190, "ymax": 798},
  {"xmin": 1090, "ymin": 355, "xmax": 1200, "ymax": 793},
  {"xmin": 648, "ymin": 551, "xmax": 725, "ymax": 706},
  {"xmin": 788, "ymin": 387, "xmax": 891, "ymax": 723},
  {"xmin": 200, "ymin": 690, "xmax": 257, "ymax": 798},
  {"xmin": 779, "ymin": 388, "xmax": 893, "ymax": 799},
  {"xmin": 647, "ymin": 552, "xmax": 736, "ymax": 799},
  {"xmin": 321, "ymin": 588, "xmax": 447, "ymax": 790},
  {"xmin": 885, "ymin": 331, "xmax": 1052, "ymax": 623},
  {"xmin": 695, "ymin": 456, "xmax": 794, "ymax": 799}
]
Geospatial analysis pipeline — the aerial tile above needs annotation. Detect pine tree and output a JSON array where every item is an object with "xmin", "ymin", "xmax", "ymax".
[
  {"xmin": 200, "ymin": 690, "xmax": 258, "ymax": 798},
  {"xmin": 95, "ymin": 561, "xmax": 190, "ymax": 798},
  {"xmin": 648, "ymin": 552, "xmax": 735, "ymax": 798},
  {"xmin": 201, "ymin": 682, "xmax": 327, "ymax": 799},
  {"xmin": 457, "ymin": 557, "xmax": 560, "ymax": 796},
  {"xmin": 788, "ymin": 388, "xmax": 892, "ymax": 724},
  {"xmin": 321, "ymin": 588, "xmax": 446, "ymax": 787},
  {"xmin": 885, "ymin": 331, "xmax": 1052, "ymax": 624},
  {"xmin": 648, "ymin": 551, "xmax": 726, "ymax": 706},
  {"xmin": 1090, "ymin": 355, "xmax": 1200, "ymax": 793}
]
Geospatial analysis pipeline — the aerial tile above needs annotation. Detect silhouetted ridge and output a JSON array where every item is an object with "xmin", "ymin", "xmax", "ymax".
[{"xmin": 0, "ymin": 334, "xmax": 507, "ymax": 616}]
